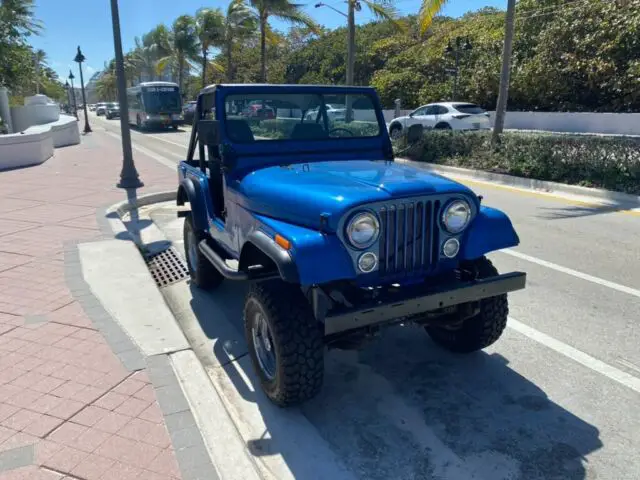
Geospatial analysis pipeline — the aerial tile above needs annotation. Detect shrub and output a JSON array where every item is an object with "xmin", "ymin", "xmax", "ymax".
[{"xmin": 403, "ymin": 131, "xmax": 640, "ymax": 195}]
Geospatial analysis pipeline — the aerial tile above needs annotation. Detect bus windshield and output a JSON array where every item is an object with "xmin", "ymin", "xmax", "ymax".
[{"xmin": 142, "ymin": 86, "xmax": 181, "ymax": 113}]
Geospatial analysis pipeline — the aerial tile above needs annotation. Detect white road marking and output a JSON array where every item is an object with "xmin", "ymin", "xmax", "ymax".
[
  {"xmin": 508, "ymin": 317, "xmax": 640, "ymax": 395},
  {"xmin": 501, "ymin": 248, "xmax": 640, "ymax": 299},
  {"xmin": 617, "ymin": 358, "xmax": 640, "ymax": 376},
  {"xmin": 103, "ymin": 130, "xmax": 181, "ymax": 169}
]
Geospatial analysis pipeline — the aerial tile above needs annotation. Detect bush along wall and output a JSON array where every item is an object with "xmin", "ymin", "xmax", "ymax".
[{"xmin": 402, "ymin": 131, "xmax": 640, "ymax": 195}]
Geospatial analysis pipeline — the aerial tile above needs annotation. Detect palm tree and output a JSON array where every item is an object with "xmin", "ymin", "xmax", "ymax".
[
  {"xmin": 156, "ymin": 16, "xmax": 199, "ymax": 95},
  {"xmin": 418, "ymin": 0, "xmax": 516, "ymax": 142},
  {"xmin": 33, "ymin": 48, "xmax": 47, "ymax": 94},
  {"xmin": 249, "ymin": 0, "xmax": 319, "ymax": 82},
  {"xmin": 223, "ymin": 0, "xmax": 258, "ymax": 82},
  {"xmin": 345, "ymin": 0, "xmax": 402, "ymax": 86},
  {"xmin": 196, "ymin": 8, "xmax": 225, "ymax": 86},
  {"xmin": 147, "ymin": 24, "xmax": 173, "ymax": 81}
]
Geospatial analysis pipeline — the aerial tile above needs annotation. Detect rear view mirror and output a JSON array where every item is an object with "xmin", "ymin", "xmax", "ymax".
[
  {"xmin": 407, "ymin": 124, "xmax": 424, "ymax": 144},
  {"xmin": 199, "ymin": 120, "xmax": 220, "ymax": 146}
]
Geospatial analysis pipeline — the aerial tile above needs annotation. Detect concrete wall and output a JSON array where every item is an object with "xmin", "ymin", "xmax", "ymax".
[
  {"xmin": 0, "ymin": 125, "xmax": 54, "ymax": 169},
  {"xmin": 487, "ymin": 111, "xmax": 640, "ymax": 136},
  {"xmin": 10, "ymin": 95, "xmax": 61, "ymax": 132}
]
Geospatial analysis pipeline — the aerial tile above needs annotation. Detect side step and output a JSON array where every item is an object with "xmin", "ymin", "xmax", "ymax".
[{"xmin": 198, "ymin": 240, "xmax": 277, "ymax": 281}]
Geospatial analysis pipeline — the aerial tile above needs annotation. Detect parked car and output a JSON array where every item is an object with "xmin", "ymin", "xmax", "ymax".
[
  {"xmin": 95, "ymin": 103, "xmax": 108, "ymax": 116},
  {"xmin": 241, "ymin": 103, "xmax": 275, "ymax": 119},
  {"xmin": 105, "ymin": 102, "xmax": 120, "ymax": 119},
  {"xmin": 182, "ymin": 101, "xmax": 197, "ymax": 125},
  {"xmin": 304, "ymin": 103, "xmax": 346, "ymax": 122},
  {"xmin": 89, "ymin": 104, "xmax": 97, "ymax": 111},
  {"xmin": 177, "ymin": 84, "xmax": 526, "ymax": 407},
  {"xmin": 388, "ymin": 102, "xmax": 491, "ymax": 139}
]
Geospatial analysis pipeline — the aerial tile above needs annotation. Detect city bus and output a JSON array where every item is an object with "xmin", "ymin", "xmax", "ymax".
[{"xmin": 126, "ymin": 81, "xmax": 183, "ymax": 130}]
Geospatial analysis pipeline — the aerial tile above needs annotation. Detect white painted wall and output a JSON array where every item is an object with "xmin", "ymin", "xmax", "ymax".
[
  {"xmin": 487, "ymin": 111, "xmax": 640, "ymax": 136},
  {"xmin": 0, "ymin": 125, "xmax": 54, "ymax": 169}
]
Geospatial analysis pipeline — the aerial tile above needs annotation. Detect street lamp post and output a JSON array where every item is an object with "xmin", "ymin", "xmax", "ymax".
[
  {"xmin": 444, "ymin": 36, "xmax": 472, "ymax": 101},
  {"xmin": 110, "ymin": 0, "xmax": 143, "ymax": 189},
  {"xmin": 74, "ymin": 46, "xmax": 92, "ymax": 133},
  {"xmin": 64, "ymin": 81, "xmax": 71, "ymax": 114},
  {"xmin": 68, "ymin": 71, "xmax": 78, "ymax": 120}
]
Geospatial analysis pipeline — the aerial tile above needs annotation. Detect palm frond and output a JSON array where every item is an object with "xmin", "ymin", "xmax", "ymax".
[
  {"xmin": 271, "ymin": 7, "xmax": 320, "ymax": 34},
  {"xmin": 155, "ymin": 55, "xmax": 173, "ymax": 75},
  {"xmin": 419, "ymin": 0, "xmax": 448, "ymax": 34},
  {"xmin": 359, "ymin": 0, "xmax": 406, "ymax": 31}
]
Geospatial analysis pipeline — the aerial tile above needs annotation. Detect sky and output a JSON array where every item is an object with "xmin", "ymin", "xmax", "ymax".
[{"xmin": 30, "ymin": 0, "xmax": 506, "ymax": 86}]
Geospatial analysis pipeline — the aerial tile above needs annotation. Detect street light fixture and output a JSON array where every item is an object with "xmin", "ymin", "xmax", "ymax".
[
  {"xmin": 110, "ymin": 0, "xmax": 143, "ymax": 189},
  {"xmin": 68, "ymin": 70, "xmax": 78, "ymax": 120},
  {"xmin": 314, "ymin": 2, "xmax": 348, "ymax": 18},
  {"xmin": 73, "ymin": 46, "xmax": 92, "ymax": 133},
  {"xmin": 444, "ymin": 36, "xmax": 472, "ymax": 101}
]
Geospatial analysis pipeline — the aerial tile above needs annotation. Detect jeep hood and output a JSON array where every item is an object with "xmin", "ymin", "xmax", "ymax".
[{"xmin": 237, "ymin": 160, "xmax": 474, "ymax": 231}]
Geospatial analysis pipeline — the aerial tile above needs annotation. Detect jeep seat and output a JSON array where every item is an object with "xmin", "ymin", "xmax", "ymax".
[
  {"xmin": 291, "ymin": 123, "xmax": 327, "ymax": 140},
  {"xmin": 227, "ymin": 119, "xmax": 255, "ymax": 143}
]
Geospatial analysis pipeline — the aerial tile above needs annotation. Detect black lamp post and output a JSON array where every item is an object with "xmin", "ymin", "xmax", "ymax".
[
  {"xmin": 74, "ymin": 46, "xmax": 92, "ymax": 133},
  {"xmin": 68, "ymin": 71, "xmax": 78, "ymax": 120},
  {"xmin": 444, "ymin": 36, "xmax": 472, "ymax": 101},
  {"xmin": 110, "ymin": 0, "xmax": 143, "ymax": 189},
  {"xmin": 64, "ymin": 81, "xmax": 71, "ymax": 114}
]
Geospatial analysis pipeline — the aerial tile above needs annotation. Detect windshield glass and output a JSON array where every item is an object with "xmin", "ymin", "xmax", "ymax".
[
  {"xmin": 107, "ymin": 103, "xmax": 118, "ymax": 108},
  {"xmin": 454, "ymin": 103, "xmax": 485, "ymax": 114},
  {"xmin": 142, "ymin": 86, "xmax": 181, "ymax": 113},
  {"xmin": 224, "ymin": 93, "xmax": 381, "ymax": 142}
]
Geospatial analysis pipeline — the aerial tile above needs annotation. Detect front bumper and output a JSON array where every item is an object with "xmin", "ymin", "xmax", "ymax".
[{"xmin": 324, "ymin": 271, "xmax": 526, "ymax": 335}]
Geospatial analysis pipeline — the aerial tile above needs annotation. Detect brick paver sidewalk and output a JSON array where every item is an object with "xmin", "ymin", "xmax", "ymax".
[{"xmin": 0, "ymin": 128, "xmax": 184, "ymax": 479}]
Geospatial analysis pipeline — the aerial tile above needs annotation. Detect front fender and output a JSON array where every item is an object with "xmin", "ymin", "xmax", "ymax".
[
  {"xmin": 254, "ymin": 215, "xmax": 356, "ymax": 286},
  {"xmin": 177, "ymin": 178, "xmax": 208, "ymax": 232},
  {"xmin": 461, "ymin": 206, "xmax": 520, "ymax": 260}
]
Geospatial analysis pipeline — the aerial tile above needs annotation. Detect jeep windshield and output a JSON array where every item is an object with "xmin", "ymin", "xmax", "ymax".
[{"xmin": 223, "ymin": 93, "xmax": 381, "ymax": 142}]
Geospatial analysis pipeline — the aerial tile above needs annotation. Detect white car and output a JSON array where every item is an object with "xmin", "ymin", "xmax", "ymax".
[
  {"xmin": 388, "ymin": 102, "xmax": 491, "ymax": 139},
  {"xmin": 95, "ymin": 103, "xmax": 108, "ymax": 116},
  {"xmin": 305, "ymin": 104, "xmax": 346, "ymax": 122}
]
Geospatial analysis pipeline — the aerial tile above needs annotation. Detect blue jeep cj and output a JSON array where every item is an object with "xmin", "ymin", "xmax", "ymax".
[{"xmin": 177, "ymin": 84, "xmax": 526, "ymax": 406}]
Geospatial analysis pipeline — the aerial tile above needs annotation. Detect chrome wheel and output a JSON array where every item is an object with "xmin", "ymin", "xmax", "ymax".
[
  {"xmin": 252, "ymin": 312, "xmax": 276, "ymax": 380},
  {"xmin": 187, "ymin": 229, "xmax": 198, "ymax": 274}
]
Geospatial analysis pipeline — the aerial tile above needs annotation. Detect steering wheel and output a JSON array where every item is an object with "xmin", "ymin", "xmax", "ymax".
[{"xmin": 328, "ymin": 127, "xmax": 354, "ymax": 137}]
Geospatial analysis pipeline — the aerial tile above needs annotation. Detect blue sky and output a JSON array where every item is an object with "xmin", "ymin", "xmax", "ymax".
[{"xmin": 31, "ymin": 0, "xmax": 506, "ymax": 85}]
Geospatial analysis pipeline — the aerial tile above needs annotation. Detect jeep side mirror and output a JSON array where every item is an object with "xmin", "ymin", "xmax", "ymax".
[{"xmin": 407, "ymin": 124, "xmax": 424, "ymax": 144}]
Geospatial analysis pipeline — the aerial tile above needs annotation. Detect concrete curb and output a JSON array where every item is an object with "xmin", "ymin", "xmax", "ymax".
[
  {"xmin": 84, "ymin": 194, "xmax": 261, "ymax": 480},
  {"xmin": 397, "ymin": 158, "xmax": 640, "ymax": 207}
]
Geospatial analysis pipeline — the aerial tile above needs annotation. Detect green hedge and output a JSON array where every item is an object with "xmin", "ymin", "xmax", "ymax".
[
  {"xmin": 402, "ymin": 131, "xmax": 640, "ymax": 195},
  {"xmin": 258, "ymin": 119, "xmax": 380, "ymax": 138}
]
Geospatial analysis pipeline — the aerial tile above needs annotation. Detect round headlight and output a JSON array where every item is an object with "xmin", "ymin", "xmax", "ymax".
[
  {"xmin": 346, "ymin": 212, "xmax": 380, "ymax": 249},
  {"xmin": 442, "ymin": 200, "xmax": 471, "ymax": 233},
  {"xmin": 358, "ymin": 252, "xmax": 378, "ymax": 273}
]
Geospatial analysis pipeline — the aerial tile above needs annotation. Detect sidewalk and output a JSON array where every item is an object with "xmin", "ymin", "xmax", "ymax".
[{"xmin": 0, "ymin": 127, "xmax": 188, "ymax": 479}]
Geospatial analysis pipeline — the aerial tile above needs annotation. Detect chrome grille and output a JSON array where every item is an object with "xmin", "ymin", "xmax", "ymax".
[{"xmin": 378, "ymin": 200, "xmax": 440, "ymax": 276}]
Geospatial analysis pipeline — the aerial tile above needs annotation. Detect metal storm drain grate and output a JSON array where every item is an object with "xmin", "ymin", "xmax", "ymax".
[{"xmin": 146, "ymin": 247, "xmax": 189, "ymax": 287}]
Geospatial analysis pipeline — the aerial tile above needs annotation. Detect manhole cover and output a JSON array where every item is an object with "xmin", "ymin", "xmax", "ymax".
[{"xmin": 146, "ymin": 247, "xmax": 189, "ymax": 287}]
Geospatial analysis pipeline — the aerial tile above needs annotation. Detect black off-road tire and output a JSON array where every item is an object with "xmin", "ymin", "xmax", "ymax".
[
  {"xmin": 183, "ymin": 214, "xmax": 224, "ymax": 290},
  {"xmin": 244, "ymin": 280, "xmax": 324, "ymax": 407},
  {"xmin": 389, "ymin": 124, "xmax": 402, "ymax": 140},
  {"xmin": 426, "ymin": 257, "xmax": 508, "ymax": 353}
]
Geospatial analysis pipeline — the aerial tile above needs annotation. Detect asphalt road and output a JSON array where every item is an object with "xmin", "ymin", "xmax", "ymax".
[{"xmin": 91, "ymin": 112, "xmax": 640, "ymax": 480}]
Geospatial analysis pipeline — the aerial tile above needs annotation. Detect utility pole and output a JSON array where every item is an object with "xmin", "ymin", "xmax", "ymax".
[{"xmin": 492, "ymin": 0, "xmax": 516, "ymax": 144}]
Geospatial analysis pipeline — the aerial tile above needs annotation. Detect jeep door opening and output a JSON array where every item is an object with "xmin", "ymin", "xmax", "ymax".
[{"xmin": 176, "ymin": 84, "xmax": 526, "ymax": 406}]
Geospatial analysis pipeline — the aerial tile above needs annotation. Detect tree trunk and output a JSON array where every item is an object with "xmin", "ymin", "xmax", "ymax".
[
  {"xmin": 260, "ymin": 14, "xmax": 267, "ymax": 82},
  {"xmin": 346, "ymin": 0, "xmax": 355, "ymax": 86},
  {"xmin": 492, "ymin": 0, "xmax": 516, "ymax": 145},
  {"xmin": 202, "ymin": 47, "xmax": 207, "ymax": 87},
  {"xmin": 178, "ymin": 56, "xmax": 184, "ymax": 98},
  {"xmin": 226, "ymin": 39, "xmax": 233, "ymax": 82}
]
